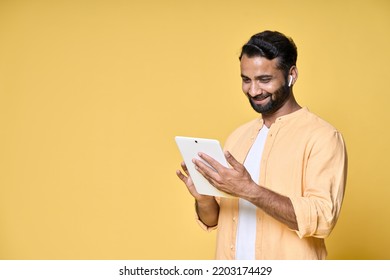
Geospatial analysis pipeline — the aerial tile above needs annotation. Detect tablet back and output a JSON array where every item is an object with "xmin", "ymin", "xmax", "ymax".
[{"xmin": 175, "ymin": 136, "xmax": 233, "ymax": 198}]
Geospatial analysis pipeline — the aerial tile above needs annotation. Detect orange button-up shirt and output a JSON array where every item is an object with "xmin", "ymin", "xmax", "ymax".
[{"xmin": 197, "ymin": 108, "xmax": 347, "ymax": 259}]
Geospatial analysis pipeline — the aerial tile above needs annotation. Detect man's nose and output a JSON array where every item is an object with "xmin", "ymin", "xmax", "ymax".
[{"xmin": 248, "ymin": 82, "xmax": 262, "ymax": 96}]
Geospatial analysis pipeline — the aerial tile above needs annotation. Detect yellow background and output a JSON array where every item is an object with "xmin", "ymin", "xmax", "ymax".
[{"xmin": 0, "ymin": 0, "xmax": 389, "ymax": 259}]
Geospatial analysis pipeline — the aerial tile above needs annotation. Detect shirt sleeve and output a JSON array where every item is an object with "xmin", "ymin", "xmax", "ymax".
[{"xmin": 290, "ymin": 129, "xmax": 347, "ymax": 238}]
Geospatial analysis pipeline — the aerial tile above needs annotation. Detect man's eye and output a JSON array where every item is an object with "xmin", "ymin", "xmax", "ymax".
[{"xmin": 242, "ymin": 78, "xmax": 251, "ymax": 83}]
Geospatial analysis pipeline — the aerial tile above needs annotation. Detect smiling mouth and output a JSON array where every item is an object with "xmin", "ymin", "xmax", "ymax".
[{"xmin": 251, "ymin": 93, "xmax": 271, "ymax": 102}]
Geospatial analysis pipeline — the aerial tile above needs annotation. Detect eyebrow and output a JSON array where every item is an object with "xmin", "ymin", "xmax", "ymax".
[{"xmin": 241, "ymin": 74, "xmax": 273, "ymax": 80}]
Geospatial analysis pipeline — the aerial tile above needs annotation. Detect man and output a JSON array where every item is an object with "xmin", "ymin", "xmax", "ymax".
[{"xmin": 176, "ymin": 30, "xmax": 347, "ymax": 260}]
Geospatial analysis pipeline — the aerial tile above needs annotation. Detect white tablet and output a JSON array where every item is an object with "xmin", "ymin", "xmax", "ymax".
[{"xmin": 175, "ymin": 136, "xmax": 233, "ymax": 198}]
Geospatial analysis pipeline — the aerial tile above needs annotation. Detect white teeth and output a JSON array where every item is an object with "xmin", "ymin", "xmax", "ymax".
[{"xmin": 253, "ymin": 94, "xmax": 270, "ymax": 101}]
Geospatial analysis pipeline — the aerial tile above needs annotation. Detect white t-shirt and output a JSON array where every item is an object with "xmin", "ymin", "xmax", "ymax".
[{"xmin": 235, "ymin": 126, "xmax": 269, "ymax": 260}]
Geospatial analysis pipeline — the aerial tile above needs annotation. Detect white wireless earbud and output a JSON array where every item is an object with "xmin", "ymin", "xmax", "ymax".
[{"xmin": 288, "ymin": 75, "xmax": 293, "ymax": 87}]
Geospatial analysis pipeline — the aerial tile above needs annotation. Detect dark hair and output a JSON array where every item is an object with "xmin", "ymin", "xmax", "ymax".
[{"xmin": 239, "ymin": 30, "xmax": 298, "ymax": 75}]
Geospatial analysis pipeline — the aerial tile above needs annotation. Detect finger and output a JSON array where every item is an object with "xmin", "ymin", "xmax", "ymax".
[
  {"xmin": 193, "ymin": 158, "xmax": 219, "ymax": 182},
  {"xmin": 176, "ymin": 170, "xmax": 187, "ymax": 183},
  {"xmin": 198, "ymin": 152, "xmax": 225, "ymax": 173},
  {"xmin": 176, "ymin": 170, "xmax": 202, "ymax": 198},
  {"xmin": 224, "ymin": 151, "xmax": 244, "ymax": 171},
  {"xmin": 180, "ymin": 161, "xmax": 190, "ymax": 176},
  {"xmin": 177, "ymin": 169, "xmax": 195, "ymax": 187}
]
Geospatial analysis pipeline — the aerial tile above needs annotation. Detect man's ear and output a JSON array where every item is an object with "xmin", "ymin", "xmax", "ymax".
[{"xmin": 289, "ymin": 66, "xmax": 298, "ymax": 86}]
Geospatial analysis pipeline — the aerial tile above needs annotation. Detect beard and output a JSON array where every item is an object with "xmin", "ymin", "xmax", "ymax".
[{"xmin": 248, "ymin": 82, "xmax": 291, "ymax": 115}]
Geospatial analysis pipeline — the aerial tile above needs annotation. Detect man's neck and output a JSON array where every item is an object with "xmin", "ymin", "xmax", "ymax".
[{"xmin": 262, "ymin": 98, "xmax": 301, "ymax": 128}]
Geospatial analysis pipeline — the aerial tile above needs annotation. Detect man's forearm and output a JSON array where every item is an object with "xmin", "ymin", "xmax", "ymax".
[
  {"xmin": 243, "ymin": 182, "xmax": 298, "ymax": 231},
  {"xmin": 195, "ymin": 198, "xmax": 220, "ymax": 227}
]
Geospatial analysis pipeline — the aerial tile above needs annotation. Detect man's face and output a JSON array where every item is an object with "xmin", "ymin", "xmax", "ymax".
[{"xmin": 240, "ymin": 54, "xmax": 290, "ymax": 115}]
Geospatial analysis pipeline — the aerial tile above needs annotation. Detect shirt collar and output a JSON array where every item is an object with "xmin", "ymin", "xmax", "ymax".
[{"xmin": 256, "ymin": 107, "xmax": 309, "ymax": 130}]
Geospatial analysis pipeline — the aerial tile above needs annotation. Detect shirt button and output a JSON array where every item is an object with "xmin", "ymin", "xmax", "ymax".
[{"xmin": 230, "ymin": 245, "xmax": 234, "ymax": 250}]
